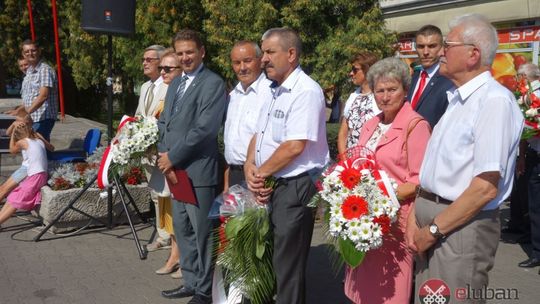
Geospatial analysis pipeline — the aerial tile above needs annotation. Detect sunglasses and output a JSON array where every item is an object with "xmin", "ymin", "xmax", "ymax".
[
  {"xmin": 159, "ymin": 66, "xmax": 181, "ymax": 73},
  {"xmin": 141, "ymin": 57, "xmax": 159, "ymax": 63},
  {"xmin": 351, "ymin": 66, "xmax": 362, "ymax": 74}
]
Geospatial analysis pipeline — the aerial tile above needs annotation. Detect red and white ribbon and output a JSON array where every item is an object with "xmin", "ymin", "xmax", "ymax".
[{"xmin": 97, "ymin": 115, "xmax": 137, "ymax": 189}]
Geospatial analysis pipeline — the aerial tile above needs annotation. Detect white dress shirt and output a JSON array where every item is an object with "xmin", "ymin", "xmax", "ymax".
[
  {"xmin": 254, "ymin": 67, "xmax": 330, "ymax": 178},
  {"xmin": 224, "ymin": 73, "xmax": 273, "ymax": 165},
  {"xmin": 419, "ymin": 71, "xmax": 524, "ymax": 210},
  {"xmin": 180, "ymin": 64, "xmax": 204, "ymax": 94},
  {"xmin": 411, "ymin": 63, "xmax": 439, "ymax": 98}
]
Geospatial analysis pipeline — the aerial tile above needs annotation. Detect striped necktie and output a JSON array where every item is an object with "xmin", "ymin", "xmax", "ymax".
[{"xmin": 173, "ymin": 75, "xmax": 189, "ymax": 114}]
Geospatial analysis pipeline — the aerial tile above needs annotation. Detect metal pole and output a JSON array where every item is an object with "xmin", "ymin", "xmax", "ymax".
[
  {"xmin": 51, "ymin": 0, "xmax": 65, "ymax": 119},
  {"xmin": 107, "ymin": 35, "xmax": 113, "ymax": 228},
  {"xmin": 26, "ymin": 0, "xmax": 36, "ymax": 41}
]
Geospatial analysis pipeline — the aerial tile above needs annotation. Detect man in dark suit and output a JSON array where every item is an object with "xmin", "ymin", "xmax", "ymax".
[
  {"xmin": 158, "ymin": 29, "xmax": 227, "ymax": 304},
  {"xmin": 407, "ymin": 25, "xmax": 454, "ymax": 128}
]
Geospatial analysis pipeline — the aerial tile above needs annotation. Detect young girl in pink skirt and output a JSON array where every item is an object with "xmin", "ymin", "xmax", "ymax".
[{"xmin": 0, "ymin": 121, "xmax": 48, "ymax": 227}]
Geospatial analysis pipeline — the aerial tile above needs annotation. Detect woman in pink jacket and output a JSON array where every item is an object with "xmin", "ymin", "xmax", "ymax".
[{"xmin": 344, "ymin": 57, "xmax": 432, "ymax": 304}]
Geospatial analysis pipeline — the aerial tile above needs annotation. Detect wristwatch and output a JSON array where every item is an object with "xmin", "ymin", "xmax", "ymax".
[{"xmin": 429, "ymin": 220, "xmax": 445, "ymax": 239}]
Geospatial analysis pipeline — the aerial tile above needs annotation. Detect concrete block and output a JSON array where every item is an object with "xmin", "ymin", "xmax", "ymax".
[{"xmin": 39, "ymin": 184, "xmax": 151, "ymax": 233}]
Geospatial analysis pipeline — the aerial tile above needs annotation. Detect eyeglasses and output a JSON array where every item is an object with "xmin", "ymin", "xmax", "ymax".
[
  {"xmin": 443, "ymin": 40, "xmax": 476, "ymax": 51},
  {"xmin": 159, "ymin": 66, "xmax": 181, "ymax": 73},
  {"xmin": 141, "ymin": 57, "xmax": 159, "ymax": 63}
]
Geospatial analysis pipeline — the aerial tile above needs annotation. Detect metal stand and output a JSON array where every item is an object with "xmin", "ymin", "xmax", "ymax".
[{"xmin": 33, "ymin": 174, "xmax": 149, "ymax": 260}]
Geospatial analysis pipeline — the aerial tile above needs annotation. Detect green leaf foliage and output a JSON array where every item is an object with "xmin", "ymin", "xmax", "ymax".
[
  {"xmin": 338, "ymin": 237, "xmax": 366, "ymax": 268},
  {"xmin": 217, "ymin": 208, "xmax": 275, "ymax": 304}
]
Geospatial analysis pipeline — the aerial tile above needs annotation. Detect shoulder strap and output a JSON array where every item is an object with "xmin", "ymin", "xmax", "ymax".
[{"xmin": 403, "ymin": 117, "xmax": 430, "ymax": 172}]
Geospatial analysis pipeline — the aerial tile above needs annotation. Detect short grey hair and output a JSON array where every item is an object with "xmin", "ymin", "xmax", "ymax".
[
  {"xmin": 367, "ymin": 57, "xmax": 411, "ymax": 92},
  {"xmin": 144, "ymin": 45, "xmax": 166, "ymax": 59},
  {"xmin": 232, "ymin": 40, "xmax": 262, "ymax": 58},
  {"xmin": 261, "ymin": 27, "xmax": 302, "ymax": 57},
  {"xmin": 448, "ymin": 14, "xmax": 498, "ymax": 66},
  {"xmin": 517, "ymin": 63, "xmax": 540, "ymax": 81}
]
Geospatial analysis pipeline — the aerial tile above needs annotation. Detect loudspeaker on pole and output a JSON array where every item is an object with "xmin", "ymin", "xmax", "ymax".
[{"xmin": 81, "ymin": 0, "xmax": 135, "ymax": 36}]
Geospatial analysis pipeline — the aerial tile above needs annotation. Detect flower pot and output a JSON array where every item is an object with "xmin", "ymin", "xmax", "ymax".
[{"xmin": 39, "ymin": 183, "xmax": 152, "ymax": 233}]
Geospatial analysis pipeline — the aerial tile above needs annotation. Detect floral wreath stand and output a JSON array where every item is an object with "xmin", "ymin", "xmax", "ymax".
[{"xmin": 33, "ymin": 173, "xmax": 149, "ymax": 259}]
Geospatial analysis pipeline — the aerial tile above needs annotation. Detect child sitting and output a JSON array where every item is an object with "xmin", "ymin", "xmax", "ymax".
[
  {"xmin": 0, "ymin": 121, "xmax": 48, "ymax": 227},
  {"xmin": 0, "ymin": 113, "xmax": 53, "ymax": 202}
]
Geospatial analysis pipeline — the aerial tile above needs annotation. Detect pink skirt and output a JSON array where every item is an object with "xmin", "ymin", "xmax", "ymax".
[{"xmin": 7, "ymin": 172, "xmax": 48, "ymax": 211}]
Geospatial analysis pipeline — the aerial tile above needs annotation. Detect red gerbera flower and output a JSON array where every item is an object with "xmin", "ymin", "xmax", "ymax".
[
  {"xmin": 341, "ymin": 195, "xmax": 368, "ymax": 220},
  {"xmin": 340, "ymin": 167, "xmax": 361, "ymax": 190},
  {"xmin": 373, "ymin": 215, "xmax": 391, "ymax": 234}
]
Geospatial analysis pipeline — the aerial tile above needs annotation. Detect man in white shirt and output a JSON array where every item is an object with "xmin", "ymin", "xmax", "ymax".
[
  {"xmin": 407, "ymin": 14, "xmax": 524, "ymax": 302},
  {"xmin": 245, "ymin": 28, "xmax": 329, "ymax": 304},
  {"xmin": 135, "ymin": 45, "xmax": 171, "ymax": 253},
  {"xmin": 223, "ymin": 41, "xmax": 272, "ymax": 191}
]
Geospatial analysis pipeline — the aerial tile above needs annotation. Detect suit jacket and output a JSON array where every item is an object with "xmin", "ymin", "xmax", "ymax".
[
  {"xmin": 157, "ymin": 66, "xmax": 227, "ymax": 187},
  {"xmin": 407, "ymin": 69, "xmax": 454, "ymax": 128},
  {"xmin": 136, "ymin": 79, "xmax": 169, "ymax": 117},
  {"xmin": 357, "ymin": 102, "xmax": 431, "ymax": 185}
]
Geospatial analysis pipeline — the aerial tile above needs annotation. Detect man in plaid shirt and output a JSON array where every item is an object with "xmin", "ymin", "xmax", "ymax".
[{"xmin": 12, "ymin": 40, "xmax": 58, "ymax": 141}]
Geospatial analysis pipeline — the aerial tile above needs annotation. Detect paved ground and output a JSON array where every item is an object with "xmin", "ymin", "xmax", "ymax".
[
  {"xmin": 0, "ymin": 100, "xmax": 538, "ymax": 303},
  {"xmin": 0, "ymin": 209, "xmax": 539, "ymax": 304}
]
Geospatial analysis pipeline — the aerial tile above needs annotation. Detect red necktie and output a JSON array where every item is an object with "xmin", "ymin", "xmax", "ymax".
[{"xmin": 411, "ymin": 71, "xmax": 428, "ymax": 109}]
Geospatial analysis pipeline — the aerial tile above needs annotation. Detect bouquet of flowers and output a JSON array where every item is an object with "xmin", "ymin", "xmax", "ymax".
[
  {"xmin": 309, "ymin": 147, "xmax": 400, "ymax": 268},
  {"xmin": 210, "ymin": 184, "xmax": 274, "ymax": 304},
  {"xmin": 110, "ymin": 115, "xmax": 159, "ymax": 165},
  {"xmin": 515, "ymin": 77, "xmax": 540, "ymax": 139},
  {"xmin": 98, "ymin": 115, "xmax": 158, "ymax": 189}
]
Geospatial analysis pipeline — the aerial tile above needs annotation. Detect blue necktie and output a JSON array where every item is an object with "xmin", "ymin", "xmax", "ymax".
[{"xmin": 173, "ymin": 75, "xmax": 189, "ymax": 114}]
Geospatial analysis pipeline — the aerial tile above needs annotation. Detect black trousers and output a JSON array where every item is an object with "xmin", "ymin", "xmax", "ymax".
[
  {"xmin": 270, "ymin": 173, "xmax": 316, "ymax": 304},
  {"xmin": 228, "ymin": 165, "xmax": 245, "ymax": 188}
]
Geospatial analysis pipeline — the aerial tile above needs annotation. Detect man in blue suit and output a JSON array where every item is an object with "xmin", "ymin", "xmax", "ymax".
[
  {"xmin": 158, "ymin": 29, "xmax": 227, "ymax": 304},
  {"xmin": 407, "ymin": 25, "xmax": 454, "ymax": 128}
]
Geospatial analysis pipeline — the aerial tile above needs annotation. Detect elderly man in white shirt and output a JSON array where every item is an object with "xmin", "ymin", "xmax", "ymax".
[
  {"xmin": 223, "ymin": 41, "xmax": 272, "ymax": 191},
  {"xmin": 515, "ymin": 63, "xmax": 540, "ymax": 271},
  {"xmin": 245, "ymin": 28, "xmax": 329, "ymax": 304},
  {"xmin": 406, "ymin": 14, "xmax": 524, "ymax": 303}
]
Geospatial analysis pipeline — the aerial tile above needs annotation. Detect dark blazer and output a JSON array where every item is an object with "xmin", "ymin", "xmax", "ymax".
[
  {"xmin": 158, "ymin": 66, "xmax": 227, "ymax": 187},
  {"xmin": 407, "ymin": 69, "xmax": 454, "ymax": 128}
]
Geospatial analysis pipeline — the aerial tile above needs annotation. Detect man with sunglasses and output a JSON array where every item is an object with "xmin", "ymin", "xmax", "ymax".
[
  {"xmin": 135, "ymin": 44, "xmax": 172, "ymax": 253},
  {"xmin": 407, "ymin": 25, "xmax": 454, "ymax": 128},
  {"xmin": 408, "ymin": 14, "xmax": 524, "ymax": 302}
]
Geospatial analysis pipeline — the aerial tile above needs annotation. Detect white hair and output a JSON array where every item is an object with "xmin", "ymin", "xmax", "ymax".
[
  {"xmin": 517, "ymin": 63, "xmax": 540, "ymax": 81},
  {"xmin": 448, "ymin": 14, "xmax": 498, "ymax": 66}
]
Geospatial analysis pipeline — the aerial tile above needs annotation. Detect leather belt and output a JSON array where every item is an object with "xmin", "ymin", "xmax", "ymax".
[
  {"xmin": 417, "ymin": 187, "xmax": 452, "ymax": 204},
  {"xmin": 276, "ymin": 171, "xmax": 310, "ymax": 187},
  {"xmin": 229, "ymin": 164, "xmax": 244, "ymax": 171}
]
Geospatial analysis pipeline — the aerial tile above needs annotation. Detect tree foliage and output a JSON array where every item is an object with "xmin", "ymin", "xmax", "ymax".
[{"xmin": 0, "ymin": 0, "xmax": 396, "ymax": 116}]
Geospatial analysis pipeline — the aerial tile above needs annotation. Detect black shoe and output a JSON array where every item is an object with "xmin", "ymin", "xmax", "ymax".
[
  {"xmin": 501, "ymin": 226, "xmax": 522, "ymax": 234},
  {"xmin": 161, "ymin": 286, "xmax": 195, "ymax": 299},
  {"xmin": 187, "ymin": 294, "xmax": 212, "ymax": 304},
  {"xmin": 518, "ymin": 257, "xmax": 540, "ymax": 268},
  {"xmin": 516, "ymin": 234, "xmax": 532, "ymax": 244}
]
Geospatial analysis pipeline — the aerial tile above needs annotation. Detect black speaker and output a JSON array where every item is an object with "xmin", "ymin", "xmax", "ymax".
[{"xmin": 81, "ymin": 0, "xmax": 135, "ymax": 36}]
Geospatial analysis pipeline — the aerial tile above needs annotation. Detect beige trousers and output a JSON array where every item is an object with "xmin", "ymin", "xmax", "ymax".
[{"xmin": 414, "ymin": 196, "xmax": 500, "ymax": 304}]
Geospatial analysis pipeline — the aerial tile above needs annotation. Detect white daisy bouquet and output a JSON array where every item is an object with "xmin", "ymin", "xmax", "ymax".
[
  {"xmin": 110, "ymin": 115, "xmax": 159, "ymax": 165},
  {"xmin": 97, "ymin": 115, "xmax": 158, "ymax": 189},
  {"xmin": 309, "ymin": 146, "xmax": 400, "ymax": 268}
]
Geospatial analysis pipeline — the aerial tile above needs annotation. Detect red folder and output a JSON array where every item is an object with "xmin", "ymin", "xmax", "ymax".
[{"xmin": 165, "ymin": 169, "xmax": 197, "ymax": 205}]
